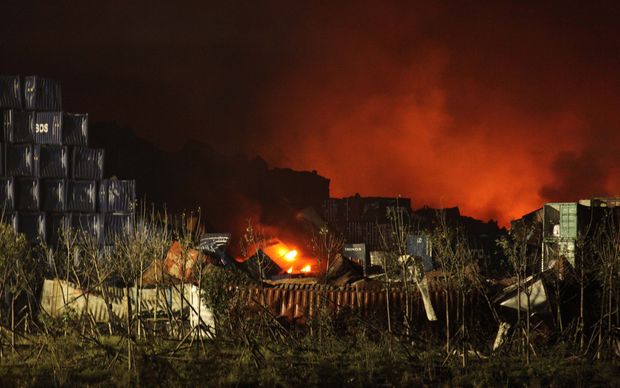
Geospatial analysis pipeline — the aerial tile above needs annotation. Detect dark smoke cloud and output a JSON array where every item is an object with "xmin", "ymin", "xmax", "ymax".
[
  {"xmin": 539, "ymin": 129, "xmax": 620, "ymax": 202},
  {"xmin": 256, "ymin": 2, "xmax": 620, "ymax": 224},
  {"xmin": 2, "ymin": 1, "xmax": 620, "ymax": 225}
]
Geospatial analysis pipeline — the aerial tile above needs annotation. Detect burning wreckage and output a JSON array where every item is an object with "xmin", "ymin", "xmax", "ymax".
[
  {"xmin": 2, "ymin": 75, "xmax": 617, "ymax": 356},
  {"xmin": 39, "ymin": 196, "xmax": 620, "ymax": 351}
]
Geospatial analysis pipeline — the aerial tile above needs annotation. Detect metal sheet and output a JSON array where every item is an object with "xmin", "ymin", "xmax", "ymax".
[
  {"xmin": 498, "ymin": 276, "xmax": 550, "ymax": 314},
  {"xmin": 39, "ymin": 278, "xmax": 214, "ymax": 331},
  {"xmin": 198, "ymin": 233, "xmax": 231, "ymax": 256}
]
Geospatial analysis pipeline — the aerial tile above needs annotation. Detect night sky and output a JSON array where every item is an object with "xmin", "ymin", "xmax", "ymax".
[{"xmin": 2, "ymin": 1, "xmax": 619, "ymax": 225}]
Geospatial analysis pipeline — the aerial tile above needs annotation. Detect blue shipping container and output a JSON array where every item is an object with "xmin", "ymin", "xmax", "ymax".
[
  {"xmin": 62, "ymin": 113, "xmax": 88, "ymax": 146},
  {"xmin": 104, "ymin": 212, "xmax": 134, "ymax": 244},
  {"xmin": 17, "ymin": 212, "xmax": 46, "ymax": 243},
  {"xmin": 23, "ymin": 76, "xmax": 62, "ymax": 111},
  {"xmin": 15, "ymin": 178, "xmax": 40, "ymax": 211},
  {"xmin": 0, "ymin": 76, "xmax": 22, "ymax": 109},
  {"xmin": 3, "ymin": 110, "xmax": 34, "ymax": 143},
  {"xmin": 72, "ymin": 147, "xmax": 104, "ymax": 180},
  {"xmin": 98, "ymin": 179, "xmax": 135, "ymax": 212},
  {"xmin": 5, "ymin": 143, "xmax": 38, "ymax": 176},
  {"xmin": 33, "ymin": 111, "xmax": 62, "ymax": 145},
  {"xmin": 46, "ymin": 212, "xmax": 71, "ymax": 247},
  {"xmin": 71, "ymin": 213, "xmax": 103, "ymax": 245},
  {"xmin": 67, "ymin": 180, "xmax": 96, "ymax": 212},
  {"xmin": 41, "ymin": 179, "xmax": 67, "ymax": 212},
  {"xmin": 0, "ymin": 177, "xmax": 15, "ymax": 211},
  {"xmin": 38, "ymin": 145, "xmax": 68, "ymax": 178}
]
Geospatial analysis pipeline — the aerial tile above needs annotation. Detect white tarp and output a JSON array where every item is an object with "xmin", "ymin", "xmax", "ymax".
[
  {"xmin": 498, "ymin": 276, "xmax": 549, "ymax": 313},
  {"xmin": 189, "ymin": 285, "xmax": 215, "ymax": 338},
  {"xmin": 39, "ymin": 278, "xmax": 215, "ymax": 334}
]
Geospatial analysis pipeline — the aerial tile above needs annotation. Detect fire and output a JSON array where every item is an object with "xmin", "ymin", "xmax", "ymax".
[
  {"xmin": 242, "ymin": 238, "xmax": 318, "ymax": 276},
  {"xmin": 284, "ymin": 250, "xmax": 297, "ymax": 261}
]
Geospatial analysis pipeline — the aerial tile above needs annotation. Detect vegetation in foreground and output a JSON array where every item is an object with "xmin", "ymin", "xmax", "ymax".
[{"xmin": 0, "ymin": 208, "xmax": 618, "ymax": 387}]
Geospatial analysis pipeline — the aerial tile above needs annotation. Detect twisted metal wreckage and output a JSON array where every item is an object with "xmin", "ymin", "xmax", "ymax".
[{"xmin": 39, "ymin": 234, "xmax": 573, "ymax": 348}]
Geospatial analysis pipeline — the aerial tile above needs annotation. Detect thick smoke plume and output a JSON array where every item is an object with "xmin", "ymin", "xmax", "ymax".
[
  {"xmin": 3, "ymin": 2, "xmax": 620, "ymax": 225},
  {"xmin": 255, "ymin": 2, "xmax": 620, "ymax": 224}
]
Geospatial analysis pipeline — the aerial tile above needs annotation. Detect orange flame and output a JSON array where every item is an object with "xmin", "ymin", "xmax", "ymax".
[
  {"xmin": 242, "ymin": 238, "xmax": 318, "ymax": 276},
  {"xmin": 284, "ymin": 250, "xmax": 298, "ymax": 261}
]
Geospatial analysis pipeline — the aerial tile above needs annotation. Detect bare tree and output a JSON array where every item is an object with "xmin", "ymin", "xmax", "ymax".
[
  {"xmin": 431, "ymin": 211, "xmax": 477, "ymax": 367},
  {"xmin": 497, "ymin": 221, "xmax": 539, "ymax": 365},
  {"xmin": 592, "ymin": 212, "xmax": 620, "ymax": 359}
]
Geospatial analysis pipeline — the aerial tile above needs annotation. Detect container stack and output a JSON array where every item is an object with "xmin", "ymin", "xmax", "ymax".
[{"xmin": 0, "ymin": 75, "xmax": 136, "ymax": 247}]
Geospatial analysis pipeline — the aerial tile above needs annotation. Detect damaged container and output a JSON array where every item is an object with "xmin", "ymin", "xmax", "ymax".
[
  {"xmin": 342, "ymin": 243, "xmax": 368, "ymax": 275},
  {"xmin": 72, "ymin": 147, "xmax": 104, "ymax": 180},
  {"xmin": 0, "ymin": 177, "xmax": 15, "ymax": 211},
  {"xmin": 0, "ymin": 76, "xmax": 22, "ymax": 109},
  {"xmin": 406, "ymin": 234, "xmax": 433, "ymax": 273},
  {"xmin": 33, "ymin": 112, "xmax": 62, "ymax": 145},
  {"xmin": 3, "ymin": 110, "xmax": 34, "ymax": 143},
  {"xmin": 18, "ymin": 212, "xmax": 46, "ymax": 243},
  {"xmin": 23, "ymin": 76, "xmax": 62, "ymax": 111},
  {"xmin": 98, "ymin": 179, "xmax": 135, "ymax": 212},
  {"xmin": 5, "ymin": 143, "xmax": 38, "ymax": 176},
  {"xmin": 15, "ymin": 177, "xmax": 40, "ymax": 211},
  {"xmin": 104, "ymin": 212, "xmax": 134, "ymax": 244},
  {"xmin": 71, "ymin": 213, "xmax": 103, "ymax": 245},
  {"xmin": 41, "ymin": 179, "xmax": 67, "ymax": 212},
  {"xmin": 38, "ymin": 145, "xmax": 68, "ymax": 178},
  {"xmin": 67, "ymin": 180, "xmax": 96, "ymax": 212},
  {"xmin": 62, "ymin": 113, "xmax": 88, "ymax": 146},
  {"xmin": 46, "ymin": 212, "xmax": 71, "ymax": 247}
]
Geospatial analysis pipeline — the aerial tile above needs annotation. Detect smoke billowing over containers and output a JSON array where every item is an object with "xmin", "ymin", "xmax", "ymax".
[{"xmin": 0, "ymin": 75, "xmax": 136, "ymax": 246}]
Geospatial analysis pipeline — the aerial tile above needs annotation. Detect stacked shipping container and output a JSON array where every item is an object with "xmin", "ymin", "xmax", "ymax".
[{"xmin": 0, "ymin": 75, "xmax": 136, "ymax": 247}]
